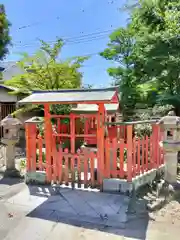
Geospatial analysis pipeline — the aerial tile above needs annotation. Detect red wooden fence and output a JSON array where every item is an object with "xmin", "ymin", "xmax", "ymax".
[
  {"xmin": 104, "ymin": 124, "xmax": 164, "ymax": 181},
  {"xmin": 25, "ymin": 119, "xmax": 164, "ymax": 187},
  {"xmin": 26, "ymin": 129, "xmax": 98, "ymax": 187}
]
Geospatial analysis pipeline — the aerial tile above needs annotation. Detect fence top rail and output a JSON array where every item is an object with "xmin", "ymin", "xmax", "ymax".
[{"xmin": 105, "ymin": 119, "xmax": 160, "ymax": 126}]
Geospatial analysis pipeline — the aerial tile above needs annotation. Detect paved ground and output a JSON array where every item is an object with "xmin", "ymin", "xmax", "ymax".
[{"xmin": 0, "ymin": 177, "xmax": 180, "ymax": 239}]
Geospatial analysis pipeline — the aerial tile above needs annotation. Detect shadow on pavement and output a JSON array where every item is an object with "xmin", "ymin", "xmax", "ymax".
[
  {"xmin": 0, "ymin": 176, "xmax": 23, "ymax": 186},
  {"xmin": 26, "ymin": 185, "xmax": 149, "ymax": 239},
  {"xmin": 174, "ymin": 182, "xmax": 180, "ymax": 203}
]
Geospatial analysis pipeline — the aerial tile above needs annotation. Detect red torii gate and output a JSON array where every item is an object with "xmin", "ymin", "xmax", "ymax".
[{"xmin": 19, "ymin": 87, "xmax": 119, "ymax": 184}]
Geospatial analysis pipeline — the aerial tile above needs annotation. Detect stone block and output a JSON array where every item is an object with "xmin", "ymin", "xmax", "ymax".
[
  {"xmin": 103, "ymin": 178, "xmax": 133, "ymax": 194},
  {"xmin": 103, "ymin": 166, "xmax": 165, "ymax": 195},
  {"xmin": 164, "ymin": 152, "xmax": 177, "ymax": 184},
  {"xmin": 25, "ymin": 171, "xmax": 46, "ymax": 184}
]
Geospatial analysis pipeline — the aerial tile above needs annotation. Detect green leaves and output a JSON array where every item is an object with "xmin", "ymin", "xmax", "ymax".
[
  {"xmin": 5, "ymin": 39, "xmax": 86, "ymax": 92},
  {"xmin": 39, "ymin": 38, "xmax": 64, "ymax": 60},
  {"xmin": 134, "ymin": 1, "xmax": 180, "ymax": 113},
  {"xmin": 5, "ymin": 39, "xmax": 87, "ymax": 115},
  {"xmin": 100, "ymin": 25, "xmax": 141, "ymax": 120},
  {"xmin": 101, "ymin": 0, "xmax": 180, "ymax": 118},
  {"xmin": 0, "ymin": 4, "xmax": 11, "ymax": 60}
]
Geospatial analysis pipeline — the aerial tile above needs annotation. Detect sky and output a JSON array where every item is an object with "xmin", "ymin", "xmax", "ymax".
[{"xmin": 2, "ymin": 0, "xmax": 128, "ymax": 87}]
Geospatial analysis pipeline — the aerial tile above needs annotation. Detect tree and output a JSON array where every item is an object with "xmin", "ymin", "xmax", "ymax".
[
  {"xmin": 0, "ymin": 4, "xmax": 11, "ymax": 60},
  {"xmin": 101, "ymin": 0, "xmax": 180, "ymax": 118},
  {"xmin": 5, "ymin": 39, "xmax": 88, "ymax": 115},
  {"xmin": 130, "ymin": 0, "xmax": 180, "ymax": 115},
  {"xmin": 100, "ymin": 27, "xmax": 140, "ymax": 120}
]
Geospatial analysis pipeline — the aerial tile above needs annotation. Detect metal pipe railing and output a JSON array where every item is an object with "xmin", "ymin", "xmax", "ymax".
[{"xmin": 105, "ymin": 119, "xmax": 160, "ymax": 126}]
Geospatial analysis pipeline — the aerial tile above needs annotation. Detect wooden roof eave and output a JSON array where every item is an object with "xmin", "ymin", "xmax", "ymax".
[{"xmin": 18, "ymin": 100, "xmax": 116, "ymax": 105}]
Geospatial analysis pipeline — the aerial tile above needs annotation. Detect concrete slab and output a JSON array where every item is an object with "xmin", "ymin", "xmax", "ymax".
[
  {"xmin": 0, "ymin": 177, "xmax": 25, "ymax": 201},
  {"xmin": 7, "ymin": 187, "xmax": 47, "ymax": 209},
  {"xmin": 6, "ymin": 185, "xmax": 130, "ymax": 228},
  {"xmin": 0, "ymin": 203, "xmax": 23, "ymax": 239},
  {"xmin": 1, "ymin": 181, "xmax": 180, "ymax": 239},
  {"xmin": 44, "ymin": 222, "xmax": 127, "ymax": 240},
  {"xmin": 2, "ymin": 177, "xmax": 180, "ymax": 239},
  {"xmin": 3, "ymin": 217, "xmax": 55, "ymax": 240}
]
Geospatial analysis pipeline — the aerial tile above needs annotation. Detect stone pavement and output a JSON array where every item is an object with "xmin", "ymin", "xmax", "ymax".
[
  {"xmin": 0, "ymin": 178, "xmax": 180, "ymax": 239},
  {"xmin": 6, "ymin": 184, "xmax": 130, "ymax": 228}
]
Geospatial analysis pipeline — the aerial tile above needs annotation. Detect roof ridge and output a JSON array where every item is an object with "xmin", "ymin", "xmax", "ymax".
[{"xmin": 32, "ymin": 86, "xmax": 118, "ymax": 94}]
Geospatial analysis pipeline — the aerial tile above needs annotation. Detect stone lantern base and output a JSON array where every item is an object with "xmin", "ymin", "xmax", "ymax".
[
  {"xmin": 4, "ymin": 168, "xmax": 21, "ymax": 178},
  {"xmin": 164, "ymin": 152, "xmax": 178, "ymax": 184},
  {"xmin": 2, "ymin": 141, "xmax": 21, "ymax": 178}
]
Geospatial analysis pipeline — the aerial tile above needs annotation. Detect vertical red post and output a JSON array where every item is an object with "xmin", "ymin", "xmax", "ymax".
[
  {"xmin": 152, "ymin": 124, "xmax": 158, "ymax": 168},
  {"xmin": 52, "ymin": 135, "xmax": 58, "ymax": 182},
  {"xmin": 97, "ymin": 103, "xmax": 105, "ymax": 185},
  {"xmin": 25, "ymin": 122, "xmax": 37, "ymax": 172},
  {"xmin": 70, "ymin": 113, "xmax": 75, "ymax": 153},
  {"xmin": 137, "ymin": 139, "xmax": 141, "ymax": 174},
  {"xmin": 57, "ymin": 118, "xmax": 60, "ymax": 131},
  {"xmin": 157, "ymin": 125, "xmax": 161, "ymax": 167},
  {"xmin": 112, "ymin": 138, "xmax": 117, "ymax": 177},
  {"xmin": 44, "ymin": 103, "xmax": 52, "ymax": 182},
  {"xmin": 84, "ymin": 118, "xmax": 89, "ymax": 144},
  {"xmin": 119, "ymin": 139, "xmax": 125, "ymax": 178},
  {"xmin": 25, "ymin": 123, "xmax": 31, "ymax": 172},
  {"xmin": 84, "ymin": 118, "xmax": 89, "ymax": 135},
  {"xmin": 70, "ymin": 113, "xmax": 75, "ymax": 187},
  {"xmin": 141, "ymin": 137, "xmax": 145, "ymax": 173},
  {"xmin": 127, "ymin": 125, "xmax": 133, "ymax": 181},
  {"xmin": 57, "ymin": 118, "xmax": 61, "ymax": 143},
  {"xmin": 38, "ymin": 135, "xmax": 43, "ymax": 171},
  {"xmin": 104, "ymin": 138, "xmax": 110, "ymax": 178},
  {"xmin": 149, "ymin": 135, "xmax": 153, "ymax": 170},
  {"xmin": 30, "ymin": 123, "xmax": 37, "ymax": 171},
  {"xmin": 132, "ymin": 138, "xmax": 136, "ymax": 176}
]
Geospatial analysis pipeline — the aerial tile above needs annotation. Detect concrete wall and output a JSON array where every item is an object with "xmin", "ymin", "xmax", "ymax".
[{"xmin": 0, "ymin": 88, "xmax": 17, "ymax": 102}]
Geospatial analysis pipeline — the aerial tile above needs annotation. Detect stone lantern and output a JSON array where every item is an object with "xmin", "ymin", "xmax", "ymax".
[
  {"xmin": 0, "ymin": 114, "xmax": 22, "ymax": 176},
  {"xmin": 158, "ymin": 111, "xmax": 180, "ymax": 184}
]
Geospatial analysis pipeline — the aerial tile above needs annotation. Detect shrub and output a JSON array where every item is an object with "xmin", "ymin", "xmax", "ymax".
[{"xmin": 134, "ymin": 113, "xmax": 152, "ymax": 138}]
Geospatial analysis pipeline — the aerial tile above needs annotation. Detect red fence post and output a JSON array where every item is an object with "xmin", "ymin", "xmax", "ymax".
[
  {"xmin": 25, "ymin": 123, "xmax": 37, "ymax": 172},
  {"xmin": 31, "ymin": 123, "xmax": 37, "ymax": 172},
  {"xmin": 52, "ymin": 135, "xmax": 58, "ymax": 182},
  {"xmin": 44, "ymin": 104, "xmax": 52, "ymax": 182},
  {"xmin": 127, "ymin": 125, "xmax": 133, "ymax": 181},
  {"xmin": 38, "ymin": 135, "xmax": 43, "ymax": 171},
  {"xmin": 97, "ymin": 103, "xmax": 105, "ymax": 185},
  {"xmin": 119, "ymin": 138, "xmax": 125, "ymax": 178},
  {"xmin": 104, "ymin": 138, "xmax": 110, "ymax": 178},
  {"xmin": 152, "ymin": 124, "xmax": 158, "ymax": 168},
  {"xmin": 25, "ymin": 123, "xmax": 31, "ymax": 172},
  {"xmin": 70, "ymin": 113, "xmax": 75, "ymax": 153}
]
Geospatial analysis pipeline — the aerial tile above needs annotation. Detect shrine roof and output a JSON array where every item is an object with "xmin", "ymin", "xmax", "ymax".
[
  {"xmin": 71, "ymin": 103, "xmax": 119, "ymax": 113},
  {"xmin": 18, "ymin": 87, "xmax": 119, "ymax": 104}
]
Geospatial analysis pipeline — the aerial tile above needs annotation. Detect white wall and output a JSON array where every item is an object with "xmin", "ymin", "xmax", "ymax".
[{"xmin": 0, "ymin": 88, "xmax": 17, "ymax": 102}]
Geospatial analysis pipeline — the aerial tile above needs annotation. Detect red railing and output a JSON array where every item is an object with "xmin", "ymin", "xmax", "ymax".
[
  {"xmin": 104, "ymin": 123, "xmax": 164, "ymax": 181},
  {"xmin": 26, "ymin": 127, "xmax": 98, "ymax": 187},
  {"xmin": 25, "ymin": 119, "xmax": 164, "ymax": 187}
]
